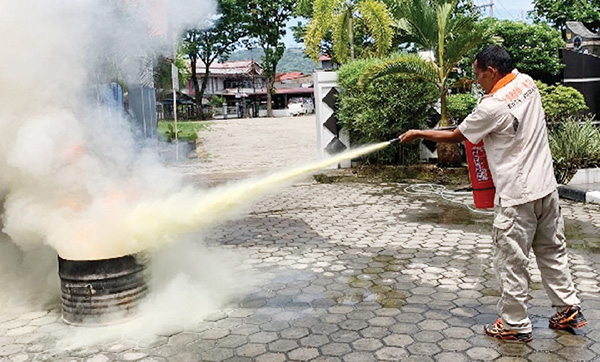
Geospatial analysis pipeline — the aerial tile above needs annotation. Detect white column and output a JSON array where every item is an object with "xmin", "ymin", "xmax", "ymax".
[{"xmin": 314, "ymin": 71, "xmax": 351, "ymax": 168}]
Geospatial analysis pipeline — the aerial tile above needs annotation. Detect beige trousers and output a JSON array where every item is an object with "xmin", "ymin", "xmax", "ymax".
[{"xmin": 492, "ymin": 190, "xmax": 580, "ymax": 333}]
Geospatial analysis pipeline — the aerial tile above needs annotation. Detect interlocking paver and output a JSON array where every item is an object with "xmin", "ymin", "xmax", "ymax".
[
  {"xmin": 202, "ymin": 347, "xmax": 234, "ymax": 362},
  {"xmin": 299, "ymin": 334, "xmax": 330, "ymax": 348},
  {"xmin": 268, "ymin": 339, "xmax": 299, "ymax": 353},
  {"xmin": 407, "ymin": 341, "xmax": 442, "ymax": 355},
  {"xmin": 375, "ymin": 346, "xmax": 408, "ymax": 360},
  {"xmin": 338, "ymin": 320, "xmax": 367, "ymax": 331},
  {"xmin": 434, "ymin": 352, "xmax": 469, "ymax": 362},
  {"xmin": 279, "ymin": 327, "xmax": 309, "ymax": 340},
  {"xmin": 367, "ymin": 316, "xmax": 395, "ymax": 327},
  {"xmin": 359, "ymin": 326, "xmax": 389, "ymax": 338},
  {"xmin": 1, "ymin": 115, "xmax": 599, "ymax": 361},
  {"xmin": 438, "ymin": 338, "xmax": 471, "ymax": 352},
  {"xmin": 320, "ymin": 342, "xmax": 352, "ymax": 356},
  {"xmin": 342, "ymin": 351, "xmax": 376, "ymax": 362},
  {"xmin": 329, "ymin": 330, "xmax": 360, "ymax": 343},
  {"xmin": 215, "ymin": 335, "xmax": 248, "ymax": 349},
  {"xmin": 255, "ymin": 352, "xmax": 287, "ymax": 362},
  {"xmin": 556, "ymin": 346, "xmax": 597, "ymax": 361},
  {"xmin": 287, "ymin": 347, "xmax": 319, "ymax": 361},
  {"xmin": 235, "ymin": 343, "xmax": 266, "ymax": 357},
  {"xmin": 413, "ymin": 330, "xmax": 444, "ymax": 343},
  {"xmin": 351, "ymin": 338, "xmax": 382, "ymax": 351},
  {"xmin": 466, "ymin": 346, "xmax": 501, "ymax": 360},
  {"xmin": 248, "ymin": 332, "xmax": 279, "ymax": 344},
  {"xmin": 556, "ymin": 334, "xmax": 591, "ymax": 347}
]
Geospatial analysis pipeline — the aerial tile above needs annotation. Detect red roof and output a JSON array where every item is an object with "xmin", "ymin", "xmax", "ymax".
[
  {"xmin": 277, "ymin": 71, "xmax": 304, "ymax": 81},
  {"xmin": 318, "ymin": 55, "xmax": 331, "ymax": 61},
  {"xmin": 274, "ymin": 87, "xmax": 314, "ymax": 95}
]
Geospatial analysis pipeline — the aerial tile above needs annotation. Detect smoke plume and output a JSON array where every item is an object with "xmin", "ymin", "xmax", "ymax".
[{"xmin": 0, "ymin": 0, "xmax": 216, "ymax": 260}]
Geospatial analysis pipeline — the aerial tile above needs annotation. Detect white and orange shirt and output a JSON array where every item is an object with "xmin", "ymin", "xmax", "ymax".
[{"xmin": 458, "ymin": 70, "xmax": 557, "ymax": 207}]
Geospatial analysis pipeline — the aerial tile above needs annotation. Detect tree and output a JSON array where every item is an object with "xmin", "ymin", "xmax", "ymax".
[
  {"xmin": 153, "ymin": 53, "xmax": 190, "ymax": 101},
  {"xmin": 483, "ymin": 19, "xmax": 565, "ymax": 84},
  {"xmin": 359, "ymin": 0, "xmax": 494, "ymax": 166},
  {"xmin": 531, "ymin": 0, "xmax": 600, "ymax": 32},
  {"xmin": 247, "ymin": 0, "xmax": 296, "ymax": 117},
  {"xmin": 182, "ymin": 0, "xmax": 250, "ymax": 120},
  {"xmin": 304, "ymin": 0, "xmax": 394, "ymax": 64},
  {"xmin": 295, "ymin": 0, "xmax": 314, "ymax": 17}
]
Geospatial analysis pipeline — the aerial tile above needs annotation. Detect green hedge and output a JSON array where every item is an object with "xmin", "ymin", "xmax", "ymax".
[
  {"xmin": 336, "ymin": 57, "xmax": 438, "ymax": 164},
  {"xmin": 445, "ymin": 83, "xmax": 587, "ymax": 126},
  {"xmin": 536, "ymin": 81, "xmax": 588, "ymax": 123},
  {"xmin": 447, "ymin": 93, "xmax": 477, "ymax": 123}
]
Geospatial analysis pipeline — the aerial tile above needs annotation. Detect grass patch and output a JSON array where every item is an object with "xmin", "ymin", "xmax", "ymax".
[{"xmin": 158, "ymin": 120, "xmax": 210, "ymax": 142}]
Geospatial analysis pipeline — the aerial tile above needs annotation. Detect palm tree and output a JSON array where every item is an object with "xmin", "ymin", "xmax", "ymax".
[
  {"xmin": 360, "ymin": 0, "xmax": 494, "ymax": 165},
  {"xmin": 305, "ymin": 0, "xmax": 394, "ymax": 64}
]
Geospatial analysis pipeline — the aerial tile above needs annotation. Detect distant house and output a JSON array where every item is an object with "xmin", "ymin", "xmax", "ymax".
[
  {"xmin": 318, "ymin": 55, "xmax": 333, "ymax": 70},
  {"xmin": 274, "ymin": 72, "xmax": 315, "ymax": 112},
  {"xmin": 565, "ymin": 21, "xmax": 600, "ymax": 55},
  {"xmin": 186, "ymin": 60, "xmax": 314, "ymax": 118},
  {"xmin": 187, "ymin": 60, "xmax": 267, "ymax": 99}
]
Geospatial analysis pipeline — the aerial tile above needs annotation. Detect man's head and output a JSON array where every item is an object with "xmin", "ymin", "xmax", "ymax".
[{"xmin": 473, "ymin": 45, "xmax": 513, "ymax": 94}]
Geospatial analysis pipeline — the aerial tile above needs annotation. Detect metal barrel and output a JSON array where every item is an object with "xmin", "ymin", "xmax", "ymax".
[{"xmin": 58, "ymin": 253, "xmax": 150, "ymax": 325}]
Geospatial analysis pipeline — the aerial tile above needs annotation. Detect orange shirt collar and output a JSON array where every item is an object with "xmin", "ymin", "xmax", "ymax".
[{"xmin": 489, "ymin": 72, "xmax": 516, "ymax": 94}]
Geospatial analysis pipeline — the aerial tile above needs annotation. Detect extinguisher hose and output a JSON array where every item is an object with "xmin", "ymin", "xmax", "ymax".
[{"xmin": 404, "ymin": 184, "xmax": 494, "ymax": 215}]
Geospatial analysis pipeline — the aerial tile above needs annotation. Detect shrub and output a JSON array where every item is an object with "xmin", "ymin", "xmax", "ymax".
[
  {"xmin": 536, "ymin": 81, "xmax": 589, "ymax": 123},
  {"xmin": 548, "ymin": 115, "xmax": 600, "ymax": 184},
  {"xmin": 158, "ymin": 121, "xmax": 208, "ymax": 142},
  {"xmin": 209, "ymin": 95, "xmax": 226, "ymax": 107},
  {"xmin": 447, "ymin": 93, "xmax": 477, "ymax": 123},
  {"xmin": 336, "ymin": 57, "xmax": 438, "ymax": 164}
]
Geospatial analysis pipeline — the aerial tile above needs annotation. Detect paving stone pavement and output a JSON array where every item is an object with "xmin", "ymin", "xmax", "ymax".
[
  {"xmin": 176, "ymin": 116, "xmax": 319, "ymax": 181},
  {"xmin": 1, "ymin": 116, "xmax": 600, "ymax": 361}
]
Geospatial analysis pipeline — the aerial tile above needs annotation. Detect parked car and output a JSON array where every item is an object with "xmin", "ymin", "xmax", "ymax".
[{"xmin": 288, "ymin": 97, "xmax": 314, "ymax": 116}]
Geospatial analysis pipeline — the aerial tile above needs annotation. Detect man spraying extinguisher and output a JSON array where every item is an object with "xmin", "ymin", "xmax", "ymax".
[{"xmin": 398, "ymin": 45, "xmax": 586, "ymax": 342}]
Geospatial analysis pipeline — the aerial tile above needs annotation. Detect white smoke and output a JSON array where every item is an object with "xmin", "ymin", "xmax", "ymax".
[
  {"xmin": 0, "ymin": 0, "xmax": 217, "ymax": 260},
  {"xmin": 0, "ymin": 0, "xmax": 275, "ymax": 348},
  {"xmin": 0, "ymin": 0, "xmax": 273, "ymax": 342}
]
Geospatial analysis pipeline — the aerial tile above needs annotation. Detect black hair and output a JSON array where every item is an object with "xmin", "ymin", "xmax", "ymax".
[{"xmin": 475, "ymin": 45, "xmax": 513, "ymax": 75}]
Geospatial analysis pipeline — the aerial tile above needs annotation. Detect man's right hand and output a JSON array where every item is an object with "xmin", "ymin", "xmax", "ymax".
[
  {"xmin": 398, "ymin": 130, "xmax": 422, "ymax": 143},
  {"xmin": 399, "ymin": 128, "xmax": 466, "ymax": 144}
]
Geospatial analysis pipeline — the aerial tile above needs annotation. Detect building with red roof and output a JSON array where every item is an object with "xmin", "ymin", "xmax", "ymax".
[{"xmin": 186, "ymin": 60, "xmax": 315, "ymax": 117}]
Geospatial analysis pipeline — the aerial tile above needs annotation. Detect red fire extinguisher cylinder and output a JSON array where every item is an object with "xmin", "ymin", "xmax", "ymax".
[{"xmin": 464, "ymin": 140, "xmax": 495, "ymax": 209}]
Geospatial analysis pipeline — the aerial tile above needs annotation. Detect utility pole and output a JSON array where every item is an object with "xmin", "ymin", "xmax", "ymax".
[
  {"xmin": 172, "ymin": 52, "xmax": 179, "ymax": 160},
  {"xmin": 474, "ymin": 0, "xmax": 494, "ymax": 17}
]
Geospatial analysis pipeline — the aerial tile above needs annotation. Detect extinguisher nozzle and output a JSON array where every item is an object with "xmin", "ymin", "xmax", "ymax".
[{"xmin": 389, "ymin": 138, "xmax": 399, "ymax": 144}]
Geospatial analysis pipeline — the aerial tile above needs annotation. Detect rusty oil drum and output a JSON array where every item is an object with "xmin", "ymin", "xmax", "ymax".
[{"xmin": 58, "ymin": 253, "xmax": 149, "ymax": 325}]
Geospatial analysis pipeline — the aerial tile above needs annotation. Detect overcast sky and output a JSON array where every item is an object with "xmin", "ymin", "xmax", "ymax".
[{"xmin": 284, "ymin": 0, "xmax": 537, "ymax": 47}]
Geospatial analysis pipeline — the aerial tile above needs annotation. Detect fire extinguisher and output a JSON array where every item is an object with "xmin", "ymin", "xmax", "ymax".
[{"xmin": 465, "ymin": 140, "xmax": 495, "ymax": 209}]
